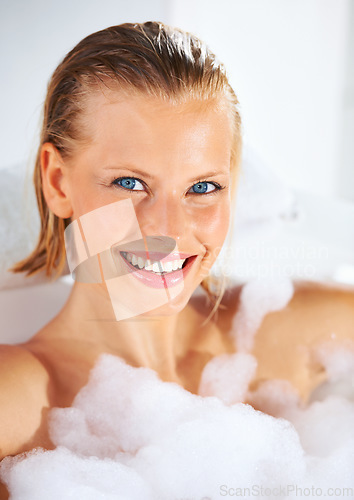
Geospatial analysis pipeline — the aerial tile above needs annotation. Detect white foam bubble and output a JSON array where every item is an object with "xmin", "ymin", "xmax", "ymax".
[
  {"xmin": 198, "ymin": 352, "xmax": 258, "ymax": 404},
  {"xmin": 307, "ymin": 340, "xmax": 354, "ymax": 404},
  {"xmin": 0, "ymin": 446, "xmax": 154, "ymax": 500},
  {"xmin": 314, "ymin": 339, "xmax": 354, "ymax": 382},
  {"xmin": 1, "ymin": 350, "xmax": 354, "ymax": 499}
]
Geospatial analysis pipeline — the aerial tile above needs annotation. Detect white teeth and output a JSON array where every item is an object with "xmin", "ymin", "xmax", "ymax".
[
  {"xmin": 172, "ymin": 260, "xmax": 180, "ymax": 271},
  {"xmin": 152, "ymin": 262, "xmax": 161, "ymax": 273},
  {"xmin": 145, "ymin": 260, "xmax": 153, "ymax": 271},
  {"xmin": 123, "ymin": 252, "xmax": 188, "ymax": 274},
  {"xmin": 164, "ymin": 261, "xmax": 173, "ymax": 273}
]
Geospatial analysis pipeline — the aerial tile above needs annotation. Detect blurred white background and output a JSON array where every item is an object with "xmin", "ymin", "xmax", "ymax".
[{"xmin": 1, "ymin": 0, "xmax": 353, "ymax": 201}]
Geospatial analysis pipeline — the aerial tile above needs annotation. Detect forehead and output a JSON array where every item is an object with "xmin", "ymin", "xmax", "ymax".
[{"xmin": 78, "ymin": 89, "xmax": 233, "ymax": 172}]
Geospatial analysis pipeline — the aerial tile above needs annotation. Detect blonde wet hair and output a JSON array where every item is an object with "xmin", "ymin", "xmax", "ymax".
[{"xmin": 11, "ymin": 21, "xmax": 242, "ymax": 319}]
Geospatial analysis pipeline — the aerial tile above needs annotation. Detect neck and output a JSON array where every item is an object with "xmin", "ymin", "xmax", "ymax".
[{"xmin": 56, "ymin": 280, "xmax": 195, "ymax": 381}]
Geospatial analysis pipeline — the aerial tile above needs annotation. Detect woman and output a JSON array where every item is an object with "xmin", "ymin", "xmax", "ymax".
[{"xmin": 1, "ymin": 20, "xmax": 354, "ymax": 470}]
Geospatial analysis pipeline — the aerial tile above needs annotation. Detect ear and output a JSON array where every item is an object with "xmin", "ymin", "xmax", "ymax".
[{"xmin": 40, "ymin": 142, "xmax": 73, "ymax": 219}]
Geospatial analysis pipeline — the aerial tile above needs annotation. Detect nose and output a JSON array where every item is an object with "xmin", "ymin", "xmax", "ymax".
[{"xmin": 136, "ymin": 193, "xmax": 187, "ymax": 243}]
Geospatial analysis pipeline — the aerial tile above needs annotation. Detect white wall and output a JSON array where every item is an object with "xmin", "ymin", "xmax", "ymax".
[
  {"xmin": 0, "ymin": 0, "xmax": 168, "ymax": 169},
  {"xmin": 169, "ymin": 0, "xmax": 352, "ymax": 200},
  {"xmin": 1, "ymin": 0, "xmax": 352, "ymax": 201},
  {"xmin": 338, "ymin": 0, "xmax": 354, "ymax": 202}
]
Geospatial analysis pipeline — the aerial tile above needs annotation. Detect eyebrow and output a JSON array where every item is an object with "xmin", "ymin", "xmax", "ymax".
[{"xmin": 103, "ymin": 165, "xmax": 228, "ymax": 183}]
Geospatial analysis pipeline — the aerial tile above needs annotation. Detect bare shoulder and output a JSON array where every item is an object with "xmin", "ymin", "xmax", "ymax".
[
  {"xmin": 253, "ymin": 280, "xmax": 354, "ymax": 357},
  {"xmin": 0, "ymin": 344, "xmax": 52, "ymax": 460},
  {"xmin": 216, "ymin": 279, "xmax": 354, "ymax": 332},
  {"xmin": 291, "ymin": 279, "xmax": 354, "ymax": 309},
  {"xmin": 266, "ymin": 280, "xmax": 354, "ymax": 335}
]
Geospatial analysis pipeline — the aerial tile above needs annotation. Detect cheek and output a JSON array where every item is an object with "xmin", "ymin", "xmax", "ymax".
[
  {"xmin": 66, "ymin": 175, "xmax": 96, "ymax": 218},
  {"xmin": 193, "ymin": 200, "xmax": 230, "ymax": 249},
  {"xmin": 68, "ymin": 179, "xmax": 117, "ymax": 219}
]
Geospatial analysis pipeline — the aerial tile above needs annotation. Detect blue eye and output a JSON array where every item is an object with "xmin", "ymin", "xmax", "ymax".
[
  {"xmin": 114, "ymin": 177, "xmax": 144, "ymax": 191},
  {"xmin": 189, "ymin": 181, "xmax": 219, "ymax": 194},
  {"xmin": 112, "ymin": 177, "xmax": 224, "ymax": 195}
]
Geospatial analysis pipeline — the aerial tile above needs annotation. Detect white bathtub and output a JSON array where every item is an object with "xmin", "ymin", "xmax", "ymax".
[{"xmin": 0, "ymin": 276, "xmax": 73, "ymax": 345}]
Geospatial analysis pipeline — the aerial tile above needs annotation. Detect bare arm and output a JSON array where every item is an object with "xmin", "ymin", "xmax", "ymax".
[{"xmin": 0, "ymin": 345, "xmax": 53, "ymax": 460}]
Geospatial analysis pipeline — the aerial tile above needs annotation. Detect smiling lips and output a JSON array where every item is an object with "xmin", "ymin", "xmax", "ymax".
[{"xmin": 120, "ymin": 251, "xmax": 197, "ymax": 289}]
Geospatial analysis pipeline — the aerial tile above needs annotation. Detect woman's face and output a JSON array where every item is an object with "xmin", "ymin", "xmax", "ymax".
[{"xmin": 61, "ymin": 90, "xmax": 234, "ymax": 315}]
